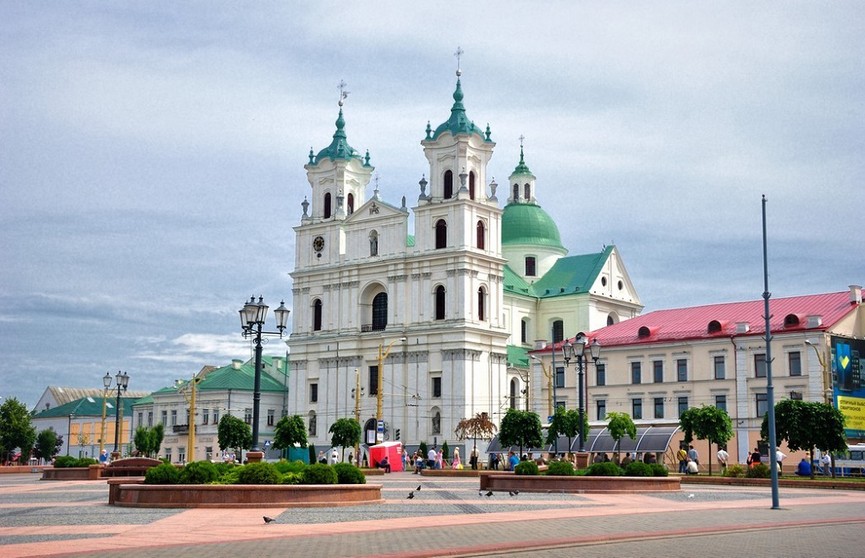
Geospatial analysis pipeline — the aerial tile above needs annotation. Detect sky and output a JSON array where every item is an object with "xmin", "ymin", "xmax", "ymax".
[{"xmin": 2, "ymin": 1, "xmax": 863, "ymax": 409}]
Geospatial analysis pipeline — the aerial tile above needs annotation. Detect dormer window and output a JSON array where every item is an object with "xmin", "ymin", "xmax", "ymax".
[
  {"xmin": 783, "ymin": 314, "xmax": 801, "ymax": 328},
  {"xmin": 638, "ymin": 326, "xmax": 652, "ymax": 338},
  {"xmin": 708, "ymin": 320, "xmax": 722, "ymax": 334}
]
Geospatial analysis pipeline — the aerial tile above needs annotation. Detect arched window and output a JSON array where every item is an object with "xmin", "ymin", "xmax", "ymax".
[
  {"xmin": 524, "ymin": 183, "xmax": 531, "ymax": 200},
  {"xmin": 509, "ymin": 378, "xmax": 518, "ymax": 409},
  {"xmin": 552, "ymin": 320, "xmax": 564, "ymax": 343},
  {"xmin": 313, "ymin": 299, "xmax": 322, "ymax": 331},
  {"xmin": 512, "ymin": 183, "xmax": 519, "ymax": 201},
  {"xmin": 469, "ymin": 171, "xmax": 476, "ymax": 200},
  {"xmin": 308, "ymin": 411, "xmax": 317, "ymax": 436},
  {"xmin": 477, "ymin": 286, "xmax": 486, "ymax": 321},
  {"xmin": 347, "ymin": 193, "xmax": 355, "ymax": 215},
  {"xmin": 432, "ymin": 410, "xmax": 441, "ymax": 434},
  {"xmin": 525, "ymin": 256, "xmax": 536, "ymax": 276},
  {"xmin": 444, "ymin": 170, "xmax": 454, "ymax": 199},
  {"xmin": 435, "ymin": 219, "xmax": 447, "ymax": 249},
  {"xmin": 369, "ymin": 230, "xmax": 379, "ymax": 257},
  {"xmin": 372, "ymin": 292, "xmax": 388, "ymax": 331},
  {"xmin": 476, "ymin": 220, "xmax": 485, "ymax": 249},
  {"xmin": 435, "ymin": 285, "xmax": 446, "ymax": 320},
  {"xmin": 323, "ymin": 193, "xmax": 332, "ymax": 219},
  {"xmin": 607, "ymin": 314, "xmax": 616, "ymax": 326}
]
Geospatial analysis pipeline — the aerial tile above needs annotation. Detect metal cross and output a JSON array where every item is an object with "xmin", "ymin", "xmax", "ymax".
[
  {"xmin": 337, "ymin": 80, "xmax": 349, "ymax": 104},
  {"xmin": 454, "ymin": 46, "xmax": 464, "ymax": 74}
]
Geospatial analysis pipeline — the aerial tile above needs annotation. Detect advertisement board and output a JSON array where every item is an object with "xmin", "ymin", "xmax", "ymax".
[{"xmin": 832, "ymin": 336, "xmax": 865, "ymax": 438}]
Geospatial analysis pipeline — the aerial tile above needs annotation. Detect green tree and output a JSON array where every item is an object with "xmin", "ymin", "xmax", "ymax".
[
  {"xmin": 276, "ymin": 415, "xmax": 311, "ymax": 456},
  {"xmin": 327, "ymin": 417, "xmax": 358, "ymax": 463},
  {"xmin": 761, "ymin": 400, "xmax": 846, "ymax": 479},
  {"xmin": 133, "ymin": 424, "xmax": 165, "ymax": 457},
  {"xmin": 441, "ymin": 440, "xmax": 449, "ymax": 460},
  {"xmin": 33, "ymin": 428, "xmax": 59, "ymax": 462},
  {"xmin": 217, "ymin": 414, "xmax": 251, "ymax": 463},
  {"xmin": 545, "ymin": 408, "xmax": 582, "ymax": 455},
  {"xmin": 0, "ymin": 397, "xmax": 36, "ymax": 464},
  {"xmin": 680, "ymin": 405, "xmax": 734, "ymax": 476},
  {"xmin": 499, "ymin": 409, "xmax": 543, "ymax": 457},
  {"xmin": 606, "ymin": 412, "xmax": 636, "ymax": 463}
]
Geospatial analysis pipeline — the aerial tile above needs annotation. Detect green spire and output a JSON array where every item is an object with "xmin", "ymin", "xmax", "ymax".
[
  {"xmin": 513, "ymin": 142, "xmax": 532, "ymax": 175},
  {"xmin": 430, "ymin": 78, "xmax": 485, "ymax": 141},
  {"xmin": 313, "ymin": 101, "xmax": 361, "ymax": 164}
]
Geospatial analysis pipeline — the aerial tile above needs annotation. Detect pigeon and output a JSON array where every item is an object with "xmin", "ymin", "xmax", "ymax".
[
  {"xmin": 478, "ymin": 491, "xmax": 483, "ymax": 497},
  {"xmin": 485, "ymin": 490, "xmax": 494, "ymax": 497},
  {"xmin": 407, "ymin": 491, "xmax": 415, "ymax": 499},
  {"xmin": 263, "ymin": 516, "xmax": 276, "ymax": 524},
  {"xmin": 512, "ymin": 490, "xmax": 519, "ymax": 496},
  {"xmin": 687, "ymin": 493, "xmax": 695, "ymax": 499},
  {"xmin": 509, "ymin": 490, "xmax": 519, "ymax": 497},
  {"xmin": 416, "ymin": 485, "xmax": 422, "ymax": 491}
]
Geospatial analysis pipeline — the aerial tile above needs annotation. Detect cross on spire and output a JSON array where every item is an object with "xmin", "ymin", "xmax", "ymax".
[
  {"xmin": 519, "ymin": 134, "xmax": 525, "ymax": 148},
  {"xmin": 337, "ymin": 80, "xmax": 349, "ymax": 106},
  {"xmin": 454, "ymin": 46, "xmax": 464, "ymax": 76}
]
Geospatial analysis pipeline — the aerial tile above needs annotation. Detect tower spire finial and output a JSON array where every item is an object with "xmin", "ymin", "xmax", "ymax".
[
  {"xmin": 454, "ymin": 46, "xmax": 464, "ymax": 77},
  {"xmin": 337, "ymin": 79, "xmax": 349, "ymax": 107}
]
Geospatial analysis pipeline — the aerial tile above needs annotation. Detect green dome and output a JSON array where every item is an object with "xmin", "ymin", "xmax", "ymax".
[{"xmin": 501, "ymin": 203, "xmax": 563, "ymax": 248}]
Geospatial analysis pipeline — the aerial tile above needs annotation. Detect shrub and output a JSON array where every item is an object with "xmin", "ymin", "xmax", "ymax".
[
  {"xmin": 586, "ymin": 462, "xmax": 623, "ymax": 476},
  {"xmin": 302, "ymin": 463, "xmax": 338, "ymax": 484},
  {"xmin": 144, "ymin": 462, "xmax": 181, "ymax": 484},
  {"xmin": 236, "ymin": 462, "xmax": 281, "ymax": 485},
  {"xmin": 76, "ymin": 457, "xmax": 98, "ymax": 467},
  {"xmin": 281, "ymin": 472, "xmax": 303, "ymax": 484},
  {"xmin": 624, "ymin": 461, "xmax": 653, "ymax": 477},
  {"xmin": 217, "ymin": 467, "xmax": 241, "ymax": 485},
  {"xmin": 724, "ymin": 464, "xmax": 747, "ymax": 478},
  {"xmin": 52, "ymin": 456, "xmax": 78, "ymax": 468},
  {"xmin": 214, "ymin": 461, "xmax": 238, "ymax": 476},
  {"xmin": 649, "ymin": 463, "xmax": 669, "ymax": 477},
  {"xmin": 514, "ymin": 460, "xmax": 539, "ymax": 475},
  {"xmin": 274, "ymin": 459, "xmax": 307, "ymax": 475},
  {"xmin": 746, "ymin": 463, "xmax": 771, "ymax": 479},
  {"xmin": 180, "ymin": 460, "xmax": 219, "ymax": 484},
  {"xmin": 546, "ymin": 460, "xmax": 575, "ymax": 476},
  {"xmin": 333, "ymin": 462, "xmax": 366, "ymax": 484}
]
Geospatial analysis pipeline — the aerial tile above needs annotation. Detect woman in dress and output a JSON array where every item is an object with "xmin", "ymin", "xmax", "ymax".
[{"xmin": 451, "ymin": 447, "xmax": 461, "ymax": 469}]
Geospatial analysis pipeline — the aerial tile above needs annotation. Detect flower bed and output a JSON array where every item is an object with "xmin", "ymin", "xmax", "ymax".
[{"xmin": 479, "ymin": 472, "xmax": 680, "ymax": 493}]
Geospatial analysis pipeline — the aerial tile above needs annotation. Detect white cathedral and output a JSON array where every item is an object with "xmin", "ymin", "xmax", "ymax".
[{"xmin": 286, "ymin": 67, "xmax": 643, "ymax": 452}]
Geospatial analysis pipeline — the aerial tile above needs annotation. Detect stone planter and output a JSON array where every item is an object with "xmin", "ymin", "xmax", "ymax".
[
  {"xmin": 479, "ymin": 472, "xmax": 680, "ymax": 493},
  {"xmin": 108, "ymin": 479, "xmax": 383, "ymax": 508},
  {"xmin": 41, "ymin": 465, "xmax": 103, "ymax": 481}
]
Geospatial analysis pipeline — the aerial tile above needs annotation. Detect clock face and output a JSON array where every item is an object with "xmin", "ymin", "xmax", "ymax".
[{"xmin": 313, "ymin": 236, "xmax": 325, "ymax": 252}]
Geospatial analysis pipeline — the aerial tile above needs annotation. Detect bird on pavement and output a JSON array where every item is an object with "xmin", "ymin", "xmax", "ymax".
[
  {"xmin": 687, "ymin": 493, "xmax": 695, "ymax": 499},
  {"xmin": 485, "ymin": 490, "xmax": 494, "ymax": 497},
  {"xmin": 416, "ymin": 485, "xmax": 422, "ymax": 491},
  {"xmin": 478, "ymin": 491, "xmax": 483, "ymax": 497},
  {"xmin": 263, "ymin": 516, "xmax": 276, "ymax": 524},
  {"xmin": 407, "ymin": 491, "xmax": 415, "ymax": 499},
  {"xmin": 509, "ymin": 490, "xmax": 520, "ymax": 497}
]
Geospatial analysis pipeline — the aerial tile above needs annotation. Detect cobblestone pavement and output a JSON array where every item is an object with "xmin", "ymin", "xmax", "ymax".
[{"xmin": 2, "ymin": 472, "xmax": 864, "ymax": 557}]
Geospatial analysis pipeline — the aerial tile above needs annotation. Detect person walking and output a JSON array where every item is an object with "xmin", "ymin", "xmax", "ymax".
[
  {"xmin": 775, "ymin": 447, "xmax": 787, "ymax": 475},
  {"xmin": 717, "ymin": 446, "xmax": 729, "ymax": 474},
  {"xmin": 470, "ymin": 445, "xmax": 479, "ymax": 470},
  {"xmin": 452, "ymin": 447, "xmax": 462, "ymax": 469},
  {"xmin": 677, "ymin": 446, "xmax": 688, "ymax": 473}
]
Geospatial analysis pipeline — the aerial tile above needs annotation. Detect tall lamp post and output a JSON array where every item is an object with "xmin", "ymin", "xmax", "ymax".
[
  {"xmin": 562, "ymin": 332, "xmax": 601, "ymax": 456},
  {"xmin": 104, "ymin": 371, "xmax": 130, "ymax": 456},
  {"xmin": 99, "ymin": 374, "xmax": 111, "ymax": 455},
  {"xmin": 376, "ymin": 337, "xmax": 407, "ymax": 443},
  {"xmin": 239, "ymin": 296, "xmax": 289, "ymax": 457}
]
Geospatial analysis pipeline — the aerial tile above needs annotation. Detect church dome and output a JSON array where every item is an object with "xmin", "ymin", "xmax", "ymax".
[{"xmin": 501, "ymin": 203, "xmax": 564, "ymax": 248}]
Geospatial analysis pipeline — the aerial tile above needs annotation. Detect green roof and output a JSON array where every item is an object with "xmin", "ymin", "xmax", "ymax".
[
  {"xmin": 501, "ymin": 203, "xmax": 563, "ymax": 249},
  {"xmin": 503, "ymin": 264, "xmax": 532, "ymax": 296},
  {"xmin": 428, "ymin": 78, "xmax": 488, "ymax": 141},
  {"xmin": 511, "ymin": 145, "xmax": 533, "ymax": 176},
  {"xmin": 530, "ymin": 246, "xmax": 615, "ymax": 298},
  {"xmin": 33, "ymin": 395, "xmax": 141, "ymax": 419},
  {"xmin": 507, "ymin": 345, "xmax": 529, "ymax": 368},
  {"xmin": 311, "ymin": 106, "xmax": 367, "ymax": 164},
  {"xmin": 192, "ymin": 358, "xmax": 289, "ymax": 392}
]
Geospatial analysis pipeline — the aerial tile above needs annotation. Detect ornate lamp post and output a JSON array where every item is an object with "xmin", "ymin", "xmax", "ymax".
[
  {"xmin": 239, "ymin": 296, "xmax": 289, "ymax": 458},
  {"xmin": 562, "ymin": 333, "xmax": 601, "ymax": 458},
  {"xmin": 104, "ymin": 370, "xmax": 130, "ymax": 456}
]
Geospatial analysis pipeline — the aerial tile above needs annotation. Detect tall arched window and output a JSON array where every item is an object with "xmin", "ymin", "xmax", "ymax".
[
  {"xmin": 444, "ymin": 170, "xmax": 454, "ymax": 199},
  {"xmin": 323, "ymin": 192, "xmax": 332, "ymax": 218},
  {"xmin": 476, "ymin": 220, "xmax": 485, "ymax": 249},
  {"xmin": 525, "ymin": 256, "xmax": 536, "ymax": 276},
  {"xmin": 313, "ymin": 299, "xmax": 322, "ymax": 331},
  {"xmin": 369, "ymin": 230, "xmax": 379, "ymax": 257},
  {"xmin": 552, "ymin": 320, "xmax": 564, "ymax": 343},
  {"xmin": 435, "ymin": 219, "xmax": 447, "ymax": 249},
  {"xmin": 469, "ymin": 171, "xmax": 476, "ymax": 200},
  {"xmin": 372, "ymin": 292, "xmax": 388, "ymax": 331},
  {"xmin": 524, "ymin": 183, "xmax": 531, "ymax": 200},
  {"xmin": 434, "ymin": 285, "xmax": 446, "ymax": 320},
  {"xmin": 521, "ymin": 318, "xmax": 528, "ymax": 344},
  {"xmin": 347, "ymin": 193, "xmax": 355, "ymax": 215},
  {"xmin": 512, "ymin": 183, "xmax": 519, "ymax": 201},
  {"xmin": 477, "ymin": 286, "xmax": 486, "ymax": 321},
  {"xmin": 509, "ymin": 378, "xmax": 518, "ymax": 409}
]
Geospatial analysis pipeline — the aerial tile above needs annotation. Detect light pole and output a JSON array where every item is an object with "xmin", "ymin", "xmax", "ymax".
[
  {"xmin": 104, "ymin": 371, "xmax": 130, "ymax": 456},
  {"xmin": 376, "ymin": 337, "xmax": 407, "ymax": 443},
  {"xmin": 562, "ymin": 332, "xmax": 601, "ymax": 454},
  {"xmin": 352, "ymin": 368, "xmax": 364, "ymax": 465},
  {"xmin": 239, "ymin": 296, "xmax": 290, "ymax": 457},
  {"xmin": 530, "ymin": 355, "xmax": 554, "ymax": 418},
  {"xmin": 99, "ymin": 373, "xmax": 111, "ymax": 455}
]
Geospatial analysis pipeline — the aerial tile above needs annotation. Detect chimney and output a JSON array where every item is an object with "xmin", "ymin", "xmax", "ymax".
[
  {"xmin": 850, "ymin": 285, "xmax": 863, "ymax": 305},
  {"xmin": 232, "ymin": 359, "xmax": 243, "ymax": 369},
  {"xmin": 735, "ymin": 322, "xmax": 750, "ymax": 334},
  {"xmin": 806, "ymin": 315, "xmax": 823, "ymax": 328}
]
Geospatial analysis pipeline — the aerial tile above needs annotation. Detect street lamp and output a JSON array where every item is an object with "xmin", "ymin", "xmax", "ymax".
[
  {"xmin": 562, "ymin": 332, "xmax": 601, "ymax": 454},
  {"xmin": 104, "ymin": 371, "xmax": 130, "ymax": 455},
  {"xmin": 99, "ymin": 373, "xmax": 112, "ymax": 455},
  {"xmin": 376, "ymin": 337, "xmax": 407, "ymax": 443},
  {"xmin": 239, "ymin": 296, "xmax": 289, "ymax": 455}
]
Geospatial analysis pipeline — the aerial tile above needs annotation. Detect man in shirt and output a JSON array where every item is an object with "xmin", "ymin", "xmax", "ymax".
[
  {"xmin": 688, "ymin": 445, "xmax": 699, "ymax": 466},
  {"xmin": 717, "ymin": 446, "xmax": 729, "ymax": 474}
]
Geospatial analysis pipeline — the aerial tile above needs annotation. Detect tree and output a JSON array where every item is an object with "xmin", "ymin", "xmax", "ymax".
[
  {"xmin": 217, "ymin": 415, "xmax": 251, "ymax": 462},
  {"xmin": 761, "ymin": 400, "xmax": 846, "ymax": 479},
  {"xmin": 454, "ymin": 413, "xmax": 498, "ymax": 452},
  {"xmin": 606, "ymin": 412, "xmax": 636, "ymax": 463},
  {"xmin": 133, "ymin": 424, "xmax": 165, "ymax": 457},
  {"xmin": 498, "ymin": 409, "xmax": 543, "ymax": 457},
  {"xmin": 327, "ymin": 417, "xmax": 360, "ymax": 462},
  {"xmin": 33, "ymin": 428, "xmax": 59, "ymax": 462},
  {"xmin": 0, "ymin": 397, "xmax": 36, "ymax": 464},
  {"xmin": 275, "ymin": 414, "xmax": 310, "ymax": 456},
  {"xmin": 545, "ymin": 408, "xmax": 582, "ymax": 454},
  {"xmin": 680, "ymin": 405, "xmax": 733, "ymax": 476}
]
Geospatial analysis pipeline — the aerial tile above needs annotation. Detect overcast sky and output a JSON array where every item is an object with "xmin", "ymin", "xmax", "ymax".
[{"xmin": 2, "ymin": 2, "xmax": 863, "ymax": 408}]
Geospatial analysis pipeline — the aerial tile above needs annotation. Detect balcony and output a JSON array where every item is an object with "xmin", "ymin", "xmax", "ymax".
[{"xmin": 172, "ymin": 424, "xmax": 189, "ymax": 434}]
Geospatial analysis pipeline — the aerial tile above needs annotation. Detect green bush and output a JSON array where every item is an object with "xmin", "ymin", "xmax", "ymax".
[
  {"xmin": 301, "ymin": 463, "xmax": 338, "ymax": 484},
  {"xmin": 213, "ymin": 461, "xmax": 238, "ymax": 476},
  {"xmin": 274, "ymin": 459, "xmax": 307, "ymax": 475},
  {"xmin": 217, "ymin": 467, "xmax": 241, "ymax": 485},
  {"xmin": 52, "ymin": 456, "xmax": 78, "ymax": 468},
  {"xmin": 333, "ymin": 462, "xmax": 366, "ymax": 484},
  {"xmin": 746, "ymin": 463, "xmax": 771, "ymax": 479},
  {"xmin": 724, "ymin": 464, "xmax": 747, "ymax": 478},
  {"xmin": 546, "ymin": 460, "xmax": 575, "ymax": 476},
  {"xmin": 586, "ymin": 462, "xmax": 624, "ymax": 476},
  {"xmin": 624, "ymin": 461, "xmax": 653, "ymax": 477},
  {"xmin": 76, "ymin": 457, "xmax": 98, "ymax": 467},
  {"xmin": 514, "ymin": 460, "xmax": 539, "ymax": 475},
  {"xmin": 144, "ymin": 462, "xmax": 181, "ymax": 484},
  {"xmin": 179, "ymin": 460, "xmax": 219, "ymax": 484},
  {"xmin": 649, "ymin": 463, "xmax": 669, "ymax": 477},
  {"xmin": 236, "ymin": 462, "xmax": 281, "ymax": 485},
  {"xmin": 281, "ymin": 472, "xmax": 303, "ymax": 484}
]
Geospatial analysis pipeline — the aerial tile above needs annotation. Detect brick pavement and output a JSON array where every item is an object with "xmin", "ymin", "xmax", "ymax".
[{"xmin": 2, "ymin": 471, "xmax": 864, "ymax": 557}]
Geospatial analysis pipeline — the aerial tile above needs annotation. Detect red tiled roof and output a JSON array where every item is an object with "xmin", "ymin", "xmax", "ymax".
[{"xmin": 587, "ymin": 291, "xmax": 858, "ymax": 347}]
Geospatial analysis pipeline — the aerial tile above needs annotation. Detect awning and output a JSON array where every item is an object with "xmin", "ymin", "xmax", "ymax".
[{"xmin": 486, "ymin": 425, "xmax": 680, "ymax": 455}]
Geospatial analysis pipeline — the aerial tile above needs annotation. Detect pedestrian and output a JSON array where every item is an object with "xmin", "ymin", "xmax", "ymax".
[
  {"xmin": 717, "ymin": 446, "xmax": 729, "ymax": 473},
  {"xmin": 378, "ymin": 455, "xmax": 391, "ymax": 473},
  {"xmin": 677, "ymin": 446, "xmax": 688, "ymax": 473},
  {"xmin": 348, "ymin": 452, "xmax": 354, "ymax": 466},
  {"xmin": 435, "ymin": 447, "xmax": 444, "ymax": 469},
  {"xmin": 687, "ymin": 445, "xmax": 699, "ymax": 466},
  {"xmin": 470, "ymin": 445, "xmax": 479, "ymax": 470},
  {"xmin": 795, "ymin": 458, "xmax": 811, "ymax": 477},
  {"xmin": 775, "ymin": 447, "xmax": 787, "ymax": 475},
  {"xmin": 402, "ymin": 449, "xmax": 408, "ymax": 471},
  {"xmin": 748, "ymin": 447, "xmax": 761, "ymax": 468},
  {"xmin": 427, "ymin": 446, "xmax": 437, "ymax": 469},
  {"xmin": 507, "ymin": 450, "xmax": 519, "ymax": 471},
  {"xmin": 452, "ymin": 447, "xmax": 462, "ymax": 469},
  {"xmin": 331, "ymin": 448, "xmax": 339, "ymax": 464},
  {"xmin": 99, "ymin": 449, "xmax": 109, "ymax": 466},
  {"xmin": 491, "ymin": 452, "xmax": 500, "ymax": 470},
  {"xmin": 821, "ymin": 452, "xmax": 832, "ymax": 476},
  {"xmin": 686, "ymin": 458, "xmax": 699, "ymax": 475},
  {"xmin": 318, "ymin": 450, "xmax": 326, "ymax": 464}
]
